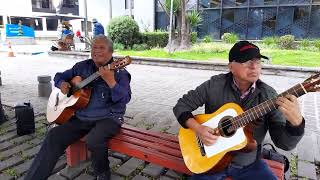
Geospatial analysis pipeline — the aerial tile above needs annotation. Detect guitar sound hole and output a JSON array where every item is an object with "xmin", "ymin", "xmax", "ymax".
[{"xmin": 218, "ymin": 116, "xmax": 235, "ymax": 137}]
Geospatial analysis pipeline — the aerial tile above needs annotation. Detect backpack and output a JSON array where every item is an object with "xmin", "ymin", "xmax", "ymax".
[
  {"xmin": 15, "ymin": 102, "xmax": 35, "ymax": 136},
  {"xmin": 261, "ymin": 143, "xmax": 290, "ymax": 173}
]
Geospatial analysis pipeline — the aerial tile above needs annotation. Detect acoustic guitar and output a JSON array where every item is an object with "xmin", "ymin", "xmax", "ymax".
[
  {"xmin": 46, "ymin": 56, "xmax": 132, "ymax": 125},
  {"xmin": 179, "ymin": 72, "xmax": 320, "ymax": 174}
]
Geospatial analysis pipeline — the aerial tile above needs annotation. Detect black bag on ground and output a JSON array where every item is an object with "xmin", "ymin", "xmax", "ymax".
[
  {"xmin": 0, "ymin": 94, "xmax": 7, "ymax": 125},
  {"xmin": 15, "ymin": 102, "xmax": 35, "ymax": 136},
  {"xmin": 262, "ymin": 143, "xmax": 290, "ymax": 173}
]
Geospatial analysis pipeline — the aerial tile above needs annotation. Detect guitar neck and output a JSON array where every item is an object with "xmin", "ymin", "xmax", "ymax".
[
  {"xmin": 229, "ymin": 83, "xmax": 307, "ymax": 131},
  {"xmin": 71, "ymin": 63, "xmax": 122, "ymax": 92},
  {"xmin": 73, "ymin": 72, "xmax": 100, "ymax": 91}
]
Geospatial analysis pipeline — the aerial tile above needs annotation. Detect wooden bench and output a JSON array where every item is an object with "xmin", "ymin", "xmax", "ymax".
[{"xmin": 66, "ymin": 124, "xmax": 284, "ymax": 179}]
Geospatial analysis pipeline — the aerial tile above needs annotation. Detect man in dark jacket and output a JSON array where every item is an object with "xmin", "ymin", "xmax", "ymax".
[
  {"xmin": 173, "ymin": 41, "xmax": 304, "ymax": 180},
  {"xmin": 92, "ymin": 18, "xmax": 105, "ymax": 37},
  {"xmin": 25, "ymin": 35, "xmax": 131, "ymax": 180}
]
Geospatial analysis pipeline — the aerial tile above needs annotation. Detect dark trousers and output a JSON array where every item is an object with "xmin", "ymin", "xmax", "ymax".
[
  {"xmin": 24, "ymin": 116, "xmax": 121, "ymax": 180},
  {"xmin": 191, "ymin": 159, "xmax": 277, "ymax": 180}
]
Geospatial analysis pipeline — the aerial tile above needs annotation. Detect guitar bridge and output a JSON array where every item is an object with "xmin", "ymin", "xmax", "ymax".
[{"xmin": 196, "ymin": 136, "xmax": 206, "ymax": 156}]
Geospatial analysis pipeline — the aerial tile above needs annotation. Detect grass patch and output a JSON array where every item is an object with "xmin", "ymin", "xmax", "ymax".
[
  {"xmin": 116, "ymin": 42, "xmax": 320, "ymax": 67},
  {"xmin": 3, "ymin": 168, "xmax": 19, "ymax": 178},
  {"xmin": 290, "ymin": 154, "xmax": 298, "ymax": 178}
]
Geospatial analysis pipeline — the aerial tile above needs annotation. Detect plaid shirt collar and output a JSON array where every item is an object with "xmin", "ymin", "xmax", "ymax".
[{"xmin": 232, "ymin": 78, "xmax": 256, "ymax": 99}]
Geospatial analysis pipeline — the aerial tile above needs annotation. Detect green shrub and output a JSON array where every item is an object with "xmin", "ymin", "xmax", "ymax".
[
  {"xmin": 262, "ymin": 36, "xmax": 278, "ymax": 46},
  {"xmin": 113, "ymin": 43, "xmax": 125, "ymax": 50},
  {"xmin": 278, "ymin": 35, "xmax": 295, "ymax": 49},
  {"xmin": 221, "ymin": 33, "xmax": 238, "ymax": 44},
  {"xmin": 191, "ymin": 42, "xmax": 229, "ymax": 53},
  {"xmin": 299, "ymin": 39, "xmax": 311, "ymax": 49},
  {"xmin": 140, "ymin": 31, "xmax": 168, "ymax": 48},
  {"xmin": 203, "ymin": 35, "xmax": 213, "ymax": 43},
  {"xmin": 191, "ymin": 32, "xmax": 197, "ymax": 44},
  {"xmin": 107, "ymin": 16, "xmax": 140, "ymax": 49},
  {"xmin": 132, "ymin": 44, "xmax": 149, "ymax": 51},
  {"xmin": 314, "ymin": 39, "xmax": 320, "ymax": 50}
]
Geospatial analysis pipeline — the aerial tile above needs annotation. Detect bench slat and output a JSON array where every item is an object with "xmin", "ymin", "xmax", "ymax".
[
  {"xmin": 109, "ymin": 138, "xmax": 192, "ymax": 175},
  {"xmin": 118, "ymin": 128, "xmax": 180, "ymax": 149},
  {"xmin": 112, "ymin": 133, "xmax": 182, "ymax": 158},
  {"xmin": 122, "ymin": 124, "xmax": 178, "ymax": 143}
]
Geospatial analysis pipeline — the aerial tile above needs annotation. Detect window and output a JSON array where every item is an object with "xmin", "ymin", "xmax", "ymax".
[
  {"xmin": 223, "ymin": 9, "xmax": 234, "ymax": 23},
  {"xmin": 63, "ymin": 0, "xmax": 76, "ymax": 8},
  {"xmin": 9, "ymin": 17, "xmax": 43, "ymax": 30},
  {"xmin": 81, "ymin": 21, "xmax": 92, "ymax": 32},
  {"xmin": 199, "ymin": 0, "xmax": 221, "ymax": 8},
  {"xmin": 235, "ymin": 0, "xmax": 248, "ymax": 6},
  {"xmin": 125, "ymin": 0, "xmax": 134, "ymax": 9},
  {"xmin": 46, "ymin": 18, "xmax": 58, "ymax": 31}
]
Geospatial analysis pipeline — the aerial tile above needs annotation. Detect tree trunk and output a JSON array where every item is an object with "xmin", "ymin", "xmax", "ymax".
[{"xmin": 179, "ymin": 0, "xmax": 190, "ymax": 50}]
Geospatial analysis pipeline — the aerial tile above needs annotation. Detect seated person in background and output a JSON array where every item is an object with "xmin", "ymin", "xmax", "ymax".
[{"xmin": 51, "ymin": 34, "xmax": 74, "ymax": 51}]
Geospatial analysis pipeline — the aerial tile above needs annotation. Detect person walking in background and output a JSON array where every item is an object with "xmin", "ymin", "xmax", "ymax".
[{"xmin": 92, "ymin": 18, "xmax": 105, "ymax": 37}]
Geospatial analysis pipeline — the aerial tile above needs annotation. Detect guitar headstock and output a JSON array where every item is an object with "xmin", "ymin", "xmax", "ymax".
[
  {"xmin": 302, "ymin": 72, "xmax": 320, "ymax": 92},
  {"xmin": 110, "ymin": 56, "xmax": 132, "ymax": 70}
]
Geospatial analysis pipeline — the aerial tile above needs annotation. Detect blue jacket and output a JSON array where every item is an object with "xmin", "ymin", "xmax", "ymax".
[
  {"xmin": 93, "ymin": 22, "xmax": 105, "ymax": 36},
  {"xmin": 54, "ymin": 58, "xmax": 131, "ymax": 122}
]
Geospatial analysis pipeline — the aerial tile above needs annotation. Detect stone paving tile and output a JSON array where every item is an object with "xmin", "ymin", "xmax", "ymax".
[
  {"xmin": 52, "ymin": 157, "xmax": 67, "ymax": 174},
  {"xmin": 298, "ymin": 135, "xmax": 316, "ymax": 162},
  {"xmin": 0, "ymin": 131, "xmax": 18, "ymax": 143},
  {"xmin": 110, "ymin": 173, "xmax": 123, "ymax": 180},
  {"xmin": 109, "ymin": 156, "xmax": 122, "ymax": 168},
  {"xmin": 315, "ymin": 134, "xmax": 320, "ymax": 164},
  {"xmin": 13, "ymin": 159, "xmax": 33, "ymax": 176},
  {"xmin": 0, "ymin": 174, "xmax": 14, "ymax": 180},
  {"xmin": 142, "ymin": 163, "xmax": 165, "ymax": 177},
  {"xmin": 58, "ymin": 161, "xmax": 91, "ymax": 179},
  {"xmin": 115, "ymin": 158, "xmax": 145, "ymax": 177},
  {"xmin": 0, "ymin": 156, "xmax": 23, "ymax": 172},
  {"xmin": 48, "ymin": 174, "xmax": 67, "ymax": 180},
  {"xmin": 160, "ymin": 176, "xmax": 176, "ymax": 180},
  {"xmin": 165, "ymin": 170, "xmax": 182, "ymax": 179},
  {"xmin": 73, "ymin": 173, "xmax": 95, "ymax": 180},
  {"xmin": 132, "ymin": 175, "xmax": 150, "ymax": 180},
  {"xmin": 298, "ymin": 161, "xmax": 317, "ymax": 180}
]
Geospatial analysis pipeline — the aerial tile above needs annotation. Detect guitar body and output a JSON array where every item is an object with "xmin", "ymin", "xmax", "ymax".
[
  {"xmin": 179, "ymin": 103, "xmax": 256, "ymax": 174},
  {"xmin": 46, "ymin": 76, "xmax": 91, "ymax": 124}
]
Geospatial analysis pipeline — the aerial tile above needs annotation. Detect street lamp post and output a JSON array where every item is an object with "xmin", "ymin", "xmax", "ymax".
[{"xmin": 84, "ymin": 0, "xmax": 89, "ymax": 49}]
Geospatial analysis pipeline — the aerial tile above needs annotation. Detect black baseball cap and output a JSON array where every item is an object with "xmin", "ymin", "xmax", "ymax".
[{"xmin": 229, "ymin": 41, "xmax": 269, "ymax": 63}]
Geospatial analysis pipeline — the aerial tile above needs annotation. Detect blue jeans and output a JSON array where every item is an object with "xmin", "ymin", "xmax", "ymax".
[{"xmin": 191, "ymin": 160, "xmax": 277, "ymax": 180}]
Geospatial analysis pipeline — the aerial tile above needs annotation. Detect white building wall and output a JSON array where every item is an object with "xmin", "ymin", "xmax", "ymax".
[
  {"xmin": 134, "ymin": 0, "xmax": 155, "ymax": 32},
  {"xmin": 0, "ymin": 0, "xmax": 33, "ymax": 17}
]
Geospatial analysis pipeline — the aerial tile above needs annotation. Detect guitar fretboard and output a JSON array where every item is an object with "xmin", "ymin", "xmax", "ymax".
[{"xmin": 228, "ymin": 83, "xmax": 307, "ymax": 132}]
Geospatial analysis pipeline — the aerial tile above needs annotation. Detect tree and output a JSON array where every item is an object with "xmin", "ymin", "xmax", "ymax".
[{"xmin": 159, "ymin": 0, "xmax": 198, "ymax": 51}]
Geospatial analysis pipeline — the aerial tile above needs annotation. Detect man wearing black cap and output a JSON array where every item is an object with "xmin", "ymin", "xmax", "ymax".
[{"xmin": 173, "ymin": 41, "xmax": 304, "ymax": 179}]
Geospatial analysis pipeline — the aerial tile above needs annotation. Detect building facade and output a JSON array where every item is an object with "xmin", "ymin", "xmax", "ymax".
[
  {"xmin": 0, "ymin": 0, "xmax": 156, "ymax": 40},
  {"xmin": 155, "ymin": 0, "xmax": 320, "ymax": 40}
]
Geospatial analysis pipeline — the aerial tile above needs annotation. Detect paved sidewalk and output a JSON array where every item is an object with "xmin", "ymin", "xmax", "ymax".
[{"xmin": 0, "ymin": 53, "xmax": 319, "ymax": 179}]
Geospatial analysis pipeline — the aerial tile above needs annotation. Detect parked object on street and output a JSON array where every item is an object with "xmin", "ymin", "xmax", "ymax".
[
  {"xmin": 51, "ymin": 34, "xmax": 75, "ymax": 51},
  {"xmin": 7, "ymin": 41, "xmax": 15, "ymax": 57},
  {"xmin": 38, "ymin": 75, "xmax": 52, "ymax": 98},
  {"xmin": 15, "ymin": 102, "xmax": 35, "ymax": 136}
]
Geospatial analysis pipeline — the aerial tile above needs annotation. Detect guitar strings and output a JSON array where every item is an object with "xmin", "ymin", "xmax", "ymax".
[{"xmin": 214, "ymin": 84, "xmax": 304, "ymax": 133}]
